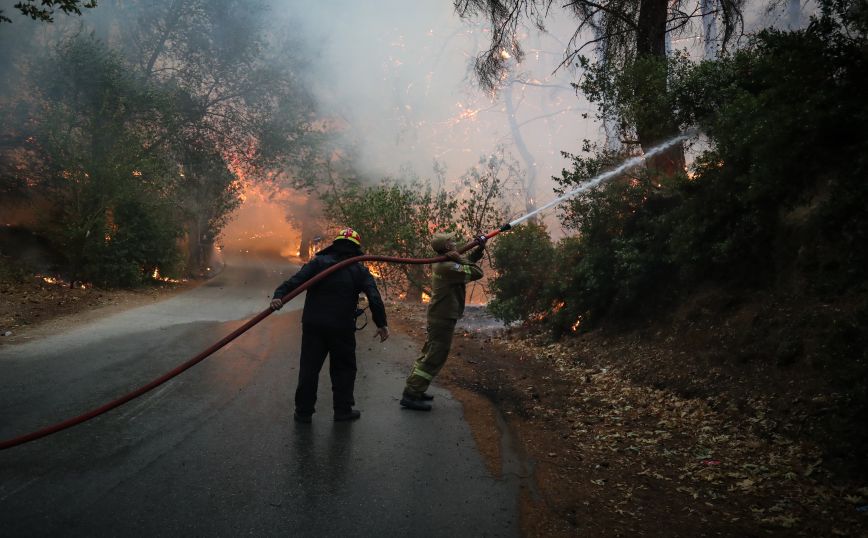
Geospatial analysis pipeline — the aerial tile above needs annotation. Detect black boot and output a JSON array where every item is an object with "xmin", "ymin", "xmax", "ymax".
[
  {"xmin": 420, "ymin": 392, "xmax": 434, "ymax": 401},
  {"xmin": 334, "ymin": 409, "xmax": 361, "ymax": 421},
  {"xmin": 400, "ymin": 394, "xmax": 432, "ymax": 411}
]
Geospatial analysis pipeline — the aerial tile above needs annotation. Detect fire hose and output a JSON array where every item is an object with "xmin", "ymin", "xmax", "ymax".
[
  {"xmin": 0, "ymin": 131, "xmax": 691, "ymax": 451},
  {"xmin": 0, "ymin": 227, "xmax": 507, "ymax": 450}
]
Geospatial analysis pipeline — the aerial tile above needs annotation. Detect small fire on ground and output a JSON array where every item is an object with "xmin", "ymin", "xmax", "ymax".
[
  {"xmin": 38, "ymin": 275, "xmax": 87, "ymax": 289},
  {"xmin": 151, "ymin": 268, "xmax": 184, "ymax": 283}
]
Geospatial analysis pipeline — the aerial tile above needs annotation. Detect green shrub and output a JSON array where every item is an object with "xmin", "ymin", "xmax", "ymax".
[{"xmin": 487, "ymin": 222, "xmax": 555, "ymax": 323}]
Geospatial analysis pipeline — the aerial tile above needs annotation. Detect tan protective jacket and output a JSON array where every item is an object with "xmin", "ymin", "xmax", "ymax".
[{"xmin": 426, "ymin": 246, "xmax": 484, "ymax": 321}]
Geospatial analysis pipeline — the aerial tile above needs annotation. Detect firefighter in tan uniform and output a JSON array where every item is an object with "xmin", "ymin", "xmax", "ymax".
[{"xmin": 400, "ymin": 233, "xmax": 485, "ymax": 411}]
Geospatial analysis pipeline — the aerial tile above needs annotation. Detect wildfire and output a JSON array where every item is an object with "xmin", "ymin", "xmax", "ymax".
[
  {"xmin": 151, "ymin": 268, "xmax": 183, "ymax": 283},
  {"xmin": 571, "ymin": 316, "xmax": 583, "ymax": 332},
  {"xmin": 445, "ymin": 102, "xmax": 482, "ymax": 126},
  {"xmin": 38, "ymin": 275, "xmax": 87, "ymax": 289},
  {"xmin": 456, "ymin": 107, "xmax": 480, "ymax": 122},
  {"xmin": 366, "ymin": 262, "xmax": 388, "ymax": 279}
]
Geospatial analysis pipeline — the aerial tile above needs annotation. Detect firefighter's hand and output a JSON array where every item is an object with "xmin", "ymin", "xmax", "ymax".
[
  {"xmin": 270, "ymin": 298, "xmax": 283, "ymax": 310},
  {"xmin": 374, "ymin": 326, "xmax": 390, "ymax": 342},
  {"xmin": 475, "ymin": 234, "xmax": 487, "ymax": 248},
  {"xmin": 445, "ymin": 250, "xmax": 463, "ymax": 263}
]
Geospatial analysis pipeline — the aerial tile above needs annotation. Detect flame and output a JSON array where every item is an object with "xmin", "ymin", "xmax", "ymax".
[
  {"xmin": 499, "ymin": 49, "xmax": 511, "ymax": 60},
  {"xmin": 571, "ymin": 316, "xmax": 583, "ymax": 332},
  {"xmin": 444, "ymin": 102, "xmax": 482, "ymax": 127},
  {"xmin": 553, "ymin": 301, "xmax": 565, "ymax": 313},
  {"xmin": 422, "ymin": 292, "xmax": 431, "ymax": 303},
  {"xmin": 38, "ymin": 275, "xmax": 87, "ymax": 289},
  {"xmin": 366, "ymin": 262, "xmax": 388, "ymax": 279},
  {"xmin": 151, "ymin": 268, "xmax": 183, "ymax": 283}
]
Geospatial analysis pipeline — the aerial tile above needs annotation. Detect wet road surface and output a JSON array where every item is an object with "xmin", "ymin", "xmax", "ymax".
[{"xmin": 0, "ymin": 256, "xmax": 518, "ymax": 537}]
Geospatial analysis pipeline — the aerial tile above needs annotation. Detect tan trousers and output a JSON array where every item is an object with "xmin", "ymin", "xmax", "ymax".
[{"xmin": 403, "ymin": 317, "xmax": 457, "ymax": 397}]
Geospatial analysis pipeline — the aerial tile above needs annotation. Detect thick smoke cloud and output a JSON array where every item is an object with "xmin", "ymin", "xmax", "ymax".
[{"xmin": 271, "ymin": 1, "xmax": 597, "ymax": 196}]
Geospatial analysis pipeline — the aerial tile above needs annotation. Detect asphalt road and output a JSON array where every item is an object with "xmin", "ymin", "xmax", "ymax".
[{"xmin": 0, "ymin": 255, "xmax": 518, "ymax": 537}]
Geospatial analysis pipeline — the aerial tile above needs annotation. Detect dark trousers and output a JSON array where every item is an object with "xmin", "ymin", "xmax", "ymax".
[{"xmin": 295, "ymin": 323, "xmax": 357, "ymax": 415}]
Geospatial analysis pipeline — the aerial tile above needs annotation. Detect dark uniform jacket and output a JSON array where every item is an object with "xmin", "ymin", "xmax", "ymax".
[
  {"xmin": 273, "ymin": 241, "xmax": 387, "ymax": 331},
  {"xmin": 427, "ymin": 246, "xmax": 484, "ymax": 321}
]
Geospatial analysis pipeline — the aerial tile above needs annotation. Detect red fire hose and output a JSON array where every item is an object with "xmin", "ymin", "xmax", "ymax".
[{"xmin": 0, "ymin": 228, "xmax": 505, "ymax": 450}]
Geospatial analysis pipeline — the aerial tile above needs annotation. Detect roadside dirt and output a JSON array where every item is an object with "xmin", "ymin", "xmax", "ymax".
[
  {"xmin": 0, "ymin": 273, "xmax": 196, "ymax": 346},
  {"xmin": 387, "ymin": 301, "xmax": 868, "ymax": 537}
]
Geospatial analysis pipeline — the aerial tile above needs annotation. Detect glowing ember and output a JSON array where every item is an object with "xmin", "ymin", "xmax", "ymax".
[
  {"xmin": 571, "ymin": 316, "xmax": 583, "ymax": 332},
  {"xmin": 151, "ymin": 268, "xmax": 183, "ymax": 283},
  {"xmin": 422, "ymin": 292, "xmax": 431, "ymax": 303},
  {"xmin": 553, "ymin": 301, "xmax": 565, "ymax": 312},
  {"xmin": 41, "ymin": 276, "xmax": 59, "ymax": 284}
]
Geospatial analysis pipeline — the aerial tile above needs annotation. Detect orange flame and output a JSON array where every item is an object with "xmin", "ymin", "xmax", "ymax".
[
  {"xmin": 571, "ymin": 316, "xmax": 583, "ymax": 332},
  {"xmin": 151, "ymin": 268, "xmax": 184, "ymax": 284}
]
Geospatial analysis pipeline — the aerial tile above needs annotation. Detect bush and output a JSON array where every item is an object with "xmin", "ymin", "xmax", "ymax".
[
  {"xmin": 488, "ymin": 0, "xmax": 868, "ymax": 332},
  {"xmin": 80, "ymin": 195, "xmax": 183, "ymax": 287},
  {"xmin": 487, "ymin": 222, "xmax": 555, "ymax": 323}
]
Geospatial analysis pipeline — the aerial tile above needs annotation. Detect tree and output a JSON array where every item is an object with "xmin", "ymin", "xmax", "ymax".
[
  {"xmin": 454, "ymin": 0, "xmax": 744, "ymax": 175},
  {"xmin": 322, "ymin": 178, "xmax": 459, "ymax": 301},
  {"xmin": 0, "ymin": 0, "xmax": 97, "ymax": 24},
  {"xmin": 30, "ymin": 36, "xmax": 185, "ymax": 285},
  {"xmin": 105, "ymin": 0, "xmax": 318, "ymax": 269},
  {"xmin": 485, "ymin": 0, "xmax": 868, "ymax": 331}
]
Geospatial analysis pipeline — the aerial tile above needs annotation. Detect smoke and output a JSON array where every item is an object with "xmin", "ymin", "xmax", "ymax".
[
  {"xmin": 268, "ymin": 1, "xmax": 597, "ymax": 197},
  {"xmin": 219, "ymin": 185, "xmax": 303, "ymax": 260}
]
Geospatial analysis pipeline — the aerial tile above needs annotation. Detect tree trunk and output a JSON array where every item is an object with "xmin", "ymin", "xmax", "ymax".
[
  {"xmin": 298, "ymin": 219, "xmax": 320, "ymax": 261},
  {"xmin": 636, "ymin": 0, "xmax": 686, "ymax": 177},
  {"xmin": 701, "ymin": 0, "xmax": 718, "ymax": 60},
  {"xmin": 404, "ymin": 265, "xmax": 426, "ymax": 303},
  {"xmin": 504, "ymin": 82, "xmax": 538, "ymax": 215}
]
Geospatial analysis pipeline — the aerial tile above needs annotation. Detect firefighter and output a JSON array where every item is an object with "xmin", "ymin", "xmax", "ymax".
[
  {"xmin": 400, "ymin": 232, "xmax": 485, "ymax": 411},
  {"xmin": 271, "ymin": 228, "xmax": 389, "ymax": 422}
]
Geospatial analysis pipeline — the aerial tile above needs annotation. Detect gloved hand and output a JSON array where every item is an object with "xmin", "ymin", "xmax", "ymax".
[
  {"xmin": 475, "ymin": 234, "xmax": 487, "ymax": 248},
  {"xmin": 270, "ymin": 298, "xmax": 283, "ymax": 310},
  {"xmin": 445, "ymin": 250, "xmax": 463, "ymax": 263},
  {"xmin": 374, "ymin": 326, "xmax": 390, "ymax": 342}
]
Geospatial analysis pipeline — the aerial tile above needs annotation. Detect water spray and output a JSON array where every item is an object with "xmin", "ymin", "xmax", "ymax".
[
  {"xmin": 0, "ymin": 130, "xmax": 696, "ymax": 450},
  {"xmin": 506, "ymin": 131, "xmax": 694, "ymax": 229}
]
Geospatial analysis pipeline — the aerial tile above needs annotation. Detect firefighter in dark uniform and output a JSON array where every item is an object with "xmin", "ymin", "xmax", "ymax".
[
  {"xmin": 271, "ymin": 228, "xmax": 389, "ymax": 422},
  {"xmin": 400, "ymin": 232, "xmax": 484, "ymax": 411}
]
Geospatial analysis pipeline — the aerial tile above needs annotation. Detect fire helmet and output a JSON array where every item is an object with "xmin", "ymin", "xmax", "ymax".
[
  {"xmin": 335, "ymin": 228, "xmax": 362, "ymax": 246},
  {"xmin": 431, "ymin": 232, "xmax": 457, "ymax": 254}
]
